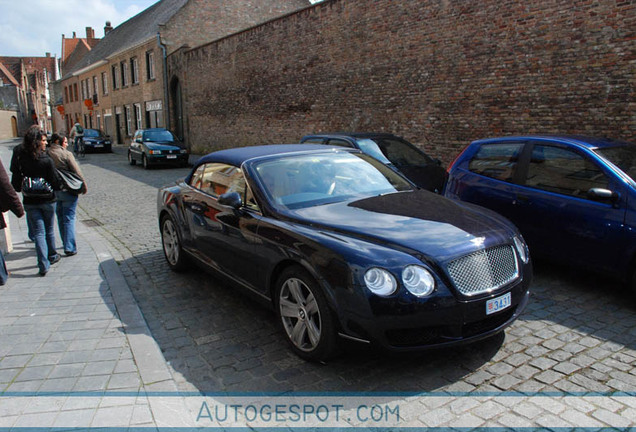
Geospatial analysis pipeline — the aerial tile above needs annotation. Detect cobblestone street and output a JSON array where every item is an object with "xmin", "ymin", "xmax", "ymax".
[{"xmin": 75, "ymin": 146, "xmax": 636, "ymax": 426}]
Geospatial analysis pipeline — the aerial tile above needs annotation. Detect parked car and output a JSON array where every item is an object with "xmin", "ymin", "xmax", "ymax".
[
  {"xmin": 128, "ymin": 128, "xmax": 189, "ymax": 169},
  {"xmin": 81, "ymin": 128, "xmax": 112, "ymax": 153},
  {"xmin": 300, "ymin": 133, "xmax": 448, "ymax": 193},
  {"xmin": 157, "ymin": 144, "xmax": 532, "ymax": 361},
  {"xmin": 445, "ymin": 135, "xmax": 636, "ymax": 289}
]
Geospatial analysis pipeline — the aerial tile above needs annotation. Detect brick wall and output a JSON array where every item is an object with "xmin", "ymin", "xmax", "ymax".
[{"xmin": 170, "ymin": 0, "xmax": 636, "ymax": 163}]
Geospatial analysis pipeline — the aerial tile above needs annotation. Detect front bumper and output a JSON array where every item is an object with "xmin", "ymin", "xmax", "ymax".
[
  {"xmin": 147, "ymin": 153, "xmax": 189, "ymax": 165},
  {"xmin": 83, "ymin": 141, "xmax": 111, "ymax": 152},
  {"xmin": 336, "ymin": 273, "xmax": 531, "ymax": 352}
]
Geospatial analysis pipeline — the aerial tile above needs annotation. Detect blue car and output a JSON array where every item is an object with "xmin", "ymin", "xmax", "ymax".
[
  {"xmin": 445, "ymin": 135, "xmax": 636, "ymax": 289},
  {"xmin": 128, "ymin": 128, "xmax": 189, "ymax": 169},
  {"xmin": 158, "ymin": 144, "xmax": 532, "ymax": 361}
]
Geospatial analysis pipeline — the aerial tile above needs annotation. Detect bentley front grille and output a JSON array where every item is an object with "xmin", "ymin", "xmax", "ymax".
[{"xmin": 447, "ymin": 245, "xmax": 519, "ymax": 296}]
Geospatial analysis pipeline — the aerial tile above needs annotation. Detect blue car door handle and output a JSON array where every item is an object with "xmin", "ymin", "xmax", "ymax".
[{"xmin": 513, "ymin": 194, "xmax": 530, "ymax": 205}]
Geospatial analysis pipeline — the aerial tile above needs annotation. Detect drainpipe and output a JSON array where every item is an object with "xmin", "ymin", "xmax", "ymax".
[{"xmin": 157, "ymin": 32, "xmax": 170, "ymax": 130}]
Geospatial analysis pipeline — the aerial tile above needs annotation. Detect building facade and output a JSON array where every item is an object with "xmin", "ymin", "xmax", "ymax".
[{"xmin": 59, "ymin": 0, "xmax": 310, "ymax": 145}]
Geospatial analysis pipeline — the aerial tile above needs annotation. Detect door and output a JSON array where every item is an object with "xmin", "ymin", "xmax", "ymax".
[
  {"xmin": 130, "ymin": 131, "xmax": 143, "ymax": 160},
  {"xmin": 183, "ymin": 163, "xmax": 268, "ymax": 294},
  {"xmin": 513, "ymin": 142, "xmax": 627, "ymax": 271},
  {"xmin": 452, "ymin": 141, "xmax": 528, "ymax": 223}
]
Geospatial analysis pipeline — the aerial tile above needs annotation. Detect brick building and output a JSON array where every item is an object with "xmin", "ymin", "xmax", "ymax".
[
  {"xmin": 60, "ymin": 0, "xmax": 310, "ymax": 144},
  {"xmin": 167, "ymin": 0, "xmax": 636, "ymax": 162},
  {"xmin": 0, "ymin": 54, "xmax": 58, "ymax": 136}
]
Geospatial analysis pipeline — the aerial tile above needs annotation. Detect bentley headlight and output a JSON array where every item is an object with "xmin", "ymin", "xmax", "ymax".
[
  {"xmin": 402, "ymin": 265, "xmax": 435, "ymax": 297},
  {"xmin": 364, "ymin": 268, "xmax": 397, "ymax": 296},
  {"xmin": 513, "ymin": 235, "xmax": 529, "ymax": 263}
]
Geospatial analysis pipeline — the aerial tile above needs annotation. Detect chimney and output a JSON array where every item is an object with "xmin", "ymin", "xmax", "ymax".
[
  {"xmin": 86, "ymin": 27, "xmax": 95, "ymax": 39},
  {"xmin": 73, "ymin": 31, "xmax": 76, "ymax": 38},
  {"xmin": 46, "ymin": 52, "xmax": 50, "ymax": 57},
  {"xmin": 104, "ymin": 21, "xmax": 113, "ymax": 35}
]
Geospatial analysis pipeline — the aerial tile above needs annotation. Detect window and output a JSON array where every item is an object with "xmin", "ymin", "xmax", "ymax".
[
  {"xmin": 121, "ymin": 61, "xmax": 129, "ymax": 87},
  {"xmin": 64, "ymin": 86, "xmax": 69, "ymax": 103},
  {"xmin": 112, "ymin": 65, "xmax": 119, "ymax": 90},
  {"xmin": 93, "ymin": 76, "xmax": 98, "ymax": 96},
  {"xmin": 102, "ymin": 72, "xmax": 108, "ymax": 95},
  {"xmin": 81, "ymin": 80, "xmax": 86, "ymax": 100},
  {"xmin": 134, "ymin": 103, "xmax": 142, "ymax": 131},
  {"xmin": 468, "ymin": 143, "xmax": 525, "ymax": 182},
  {"xmin": 302, "ymin": 138, "xmax": 324, "ymax": 144},
  {"xmin": 131, "ymin": 57, "xmax": 139, "ymax": 84},
  {"xmin": 327, "ymin": 139, "xmax": 353, "ymax": 148},
  {"xmin": 125, "ymin": 105, "xmax": 132, "ymax": 136},
  {"xmin": 146, "ymin": 50, "xmax": 155, "ymax": 80},
  {"xmin": 73, "ymin": 83, "xmax": 78, "ymax": 101},
  {"xmin": 524, "ymin": 145, "xmax": 609, "ymax": 198},
  {"xmin": 189, "ymin": 163, "xmax": 259, "ymax": 211}
]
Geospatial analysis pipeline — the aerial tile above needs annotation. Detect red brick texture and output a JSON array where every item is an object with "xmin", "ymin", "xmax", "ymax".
[{"xmin": 169, "ymin": 0, "xmax": 636, "ymax": 162}]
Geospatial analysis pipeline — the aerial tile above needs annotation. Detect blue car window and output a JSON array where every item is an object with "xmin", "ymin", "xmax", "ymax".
[
  {"xmin": 525, "ymin": 145, "xmax": 609, "ymax": 198},
  {"xmin": 144, "ymin": 130, "xmax": 175, "ymax": 142},
  {"xmin": 596, "ymin": 146, "xmax": 636, "ymax": 183},
  {"xmin": 468, "ymin": 143, "xmax": 524, "ymax": 182}
]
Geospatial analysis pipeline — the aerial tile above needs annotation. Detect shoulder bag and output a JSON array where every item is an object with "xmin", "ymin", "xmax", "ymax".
[
  {"xmin": 18, "ymin": 154, "xmax": 54, "ymax": 199},
  {"xmin": 57, "ymin": 169, "xmax": 84, "ymax": 195},
  {"xmin": 21, "ymin": 176, "xmax": 54, "ymax": 198}
]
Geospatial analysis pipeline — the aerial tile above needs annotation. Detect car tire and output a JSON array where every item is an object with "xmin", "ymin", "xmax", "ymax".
[
  {"xmin": 142, "ymin": 154, "xmax": 149, "ymax": 169},
  {"xmin": 128, "ymin": 151, "xmax": 136, "ymax": 165},
  {"xmin": 274, "ymin": 266, "xmax": 338, "ymax": 362},
  {"xmin": 160, "ymin": 214, "xmax": 188, "ymax": 272}
]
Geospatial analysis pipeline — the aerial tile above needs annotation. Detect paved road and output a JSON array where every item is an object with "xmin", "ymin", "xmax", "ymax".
[{"xmin": 73, "ymin": 145, "xmax": 636, "ymax": 426}]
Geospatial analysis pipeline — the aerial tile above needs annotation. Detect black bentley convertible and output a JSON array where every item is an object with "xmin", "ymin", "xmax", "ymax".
[{"xmin": 157, "ymin": 144, "xmax": 532, "ymax": 361}]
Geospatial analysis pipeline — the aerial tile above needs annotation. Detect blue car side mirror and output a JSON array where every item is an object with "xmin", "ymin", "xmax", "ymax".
[{"xmin": 587, "ymin": 188, "xmax": 620, "ymax": 205}]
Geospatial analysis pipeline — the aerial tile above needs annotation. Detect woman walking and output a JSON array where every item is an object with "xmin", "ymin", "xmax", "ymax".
[
  {"xmin": 48, "ymin": 133, "xmax": 87, "ymax": 256},
  {"xmin": 10, "ymin": 125, "xmax": 62, "ymax": 276},
  {"xmin": 0, "ymin": 162, "xmax": 25, "ymax": 284}
]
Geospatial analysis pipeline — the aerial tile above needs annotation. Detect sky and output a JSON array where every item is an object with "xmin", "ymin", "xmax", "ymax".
[{"xmin": 0, "ymin": 0, "xmax": 161, "ymax": 58}]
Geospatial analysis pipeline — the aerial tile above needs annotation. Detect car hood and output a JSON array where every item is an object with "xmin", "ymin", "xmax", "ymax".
[
  {"xmin": 146, "ymin": 142, "xmax": 183, "ymax": 150},
  {"xmin": 284, "ymin": 190, "xmax": 516, "ymax": 261}
]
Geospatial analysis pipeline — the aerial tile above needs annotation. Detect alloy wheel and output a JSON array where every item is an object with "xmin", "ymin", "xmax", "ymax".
[{"xmin": 278, "ymin": 277, "xmax": 322, "ymax": 352}]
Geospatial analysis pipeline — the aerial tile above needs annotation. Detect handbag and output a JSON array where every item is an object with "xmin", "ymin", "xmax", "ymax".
[
  {"xmin": 57, "ymin": 169, "xmax": 84, "ymax": 194},
  {"xmin": 21, "ymin": 176, "xmax": 54, "ymax": 199}
]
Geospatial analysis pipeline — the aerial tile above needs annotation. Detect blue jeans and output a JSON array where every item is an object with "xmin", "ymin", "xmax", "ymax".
[
  {"xmin": 56, "ymin": 191, "xmax": 78, "ymax": 253},
  {"xmin": 25, "ymin": 202, "xmax": 58, "ymax": 274},
  {"xmin": 0, "ymin": 247, "xmax": 7, "ymax": 285}
]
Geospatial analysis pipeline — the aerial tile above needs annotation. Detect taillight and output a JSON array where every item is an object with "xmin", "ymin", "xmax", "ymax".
[{"xmin": 447, "ymin": 144, "xmax": 471, "ymax": 173}]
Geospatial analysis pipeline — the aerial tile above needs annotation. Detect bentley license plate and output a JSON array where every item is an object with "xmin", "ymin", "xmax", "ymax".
[
  {"xmin": 167, "ymin": 155, "xmax": 177, "ymax": 159},
  {"xmin": 486, "ymin": 292, "xmax": 511, "ymax": 315}
]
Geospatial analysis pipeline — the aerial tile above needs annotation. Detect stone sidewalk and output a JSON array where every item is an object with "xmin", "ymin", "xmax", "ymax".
[{"xmin": 0, "ymin": 196, "xmax": 194, "ymax": 428}]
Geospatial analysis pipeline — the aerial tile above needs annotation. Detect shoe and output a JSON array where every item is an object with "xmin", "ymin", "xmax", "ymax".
[
  {"xmin": 64, "ymin": 250, "xmax": 77, "ymax": 256},
  {"xmin": 39, "ymin": 270, "xmax": 47, "ymax": 276},
  {"xmin": 49, "ymin": 254, "xmax": 61, "ymax": 265}
]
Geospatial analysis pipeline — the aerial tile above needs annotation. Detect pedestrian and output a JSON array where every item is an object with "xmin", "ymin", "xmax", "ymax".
[
  {"xmin": 48, "ymin": 133, "xmax": 87, "ymax": 256},
  {"xmin": 0, "ymin": 161, "xmax": 25, "ymax": 285},
  {"xmin": 69, "ymin": 122, "xmax": 84, "ymax": 155},
  {"xmin": 10, "ymin": 125, "xmax": 62, "ymax": 276}
]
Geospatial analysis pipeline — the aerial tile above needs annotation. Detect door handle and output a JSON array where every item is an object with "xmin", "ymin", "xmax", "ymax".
[
  {"xmin": 513, "ymin": 194, "xmax": 530, "ymax": 205},
  {"xmin": 190, "ymin": 203, "xmax": 205, "ymax": 214}
]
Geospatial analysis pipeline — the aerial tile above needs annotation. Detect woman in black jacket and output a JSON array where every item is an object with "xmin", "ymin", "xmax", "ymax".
[{"xmin": 10, "ymin": 125, "xmax": 62, "ymax": 276}]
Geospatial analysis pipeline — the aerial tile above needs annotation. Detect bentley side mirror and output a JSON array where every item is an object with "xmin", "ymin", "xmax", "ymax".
[{"xmin": 218, "ymin": 191, "xmax": 242, "ymax": 209}]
